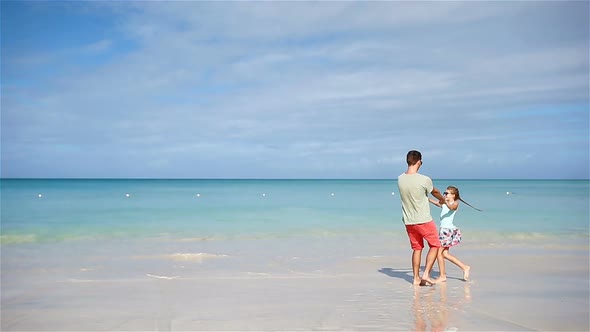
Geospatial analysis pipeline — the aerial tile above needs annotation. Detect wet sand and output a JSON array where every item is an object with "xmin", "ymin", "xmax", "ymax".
[{"xmin": 2, "ymin": 234, "xmax": 588, "ymax": 331}]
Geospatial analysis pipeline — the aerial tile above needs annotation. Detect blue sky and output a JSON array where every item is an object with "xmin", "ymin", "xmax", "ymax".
[{"xmin": 1, "ymin": 1, "xmax": 589, "ymax": 179}]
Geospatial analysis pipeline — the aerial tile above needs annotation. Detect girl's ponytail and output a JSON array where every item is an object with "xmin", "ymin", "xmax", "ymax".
[
  {"xmin": 459, "ymin": 198, "xmax": 483, "ymax": 211},
  {"xmin": 448, "ymin": 186, "xmax": 483, "ymax": 211}
]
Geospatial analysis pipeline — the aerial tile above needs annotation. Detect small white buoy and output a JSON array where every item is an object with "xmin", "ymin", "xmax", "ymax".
[
  {"xmin": 506, "ymin": 191, "xmax": 511, "ymax": 195},
  {"xmin": 391, "ymin": 192, "xmax": 395, "ymax": 196},
  {"xmin": 37, "ymin": 194, "xmax": 43, "ymax": 198},
  {"xmin": 262, "ymin": 193, "xmax": 266, "ymax": 197},
  {"xmin": 331, "ymin": 193, "xmax": 335, "ymax": 196},
  {"xmin": 196, "ymin": 193, "xmax": 200, "ymax": 197},
  {"xmin": 126, "ymin": 193, "xmax": 131, "ymax": 197}
]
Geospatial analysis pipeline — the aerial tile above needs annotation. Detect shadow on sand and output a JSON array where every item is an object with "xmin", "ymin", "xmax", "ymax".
[
  {"xmin": 378, "ymin": 267, "xmax": 464, "ymax": 284},
  {"xmin": 378, "ymin": 267, "xmax": 415, "ymax": 283}
]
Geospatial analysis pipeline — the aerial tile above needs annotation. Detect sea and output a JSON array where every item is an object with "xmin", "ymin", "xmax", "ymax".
[
  {"xmin": 1, "ymin": 179, "xmax": 589, "ymax": 331},
  {"xmin": 1, "ymin": 178, "xmax": 589, "ymax": 281},
  {"xmin": 1, "ymin": 179, "xmax": 589, "ymax": 245}
]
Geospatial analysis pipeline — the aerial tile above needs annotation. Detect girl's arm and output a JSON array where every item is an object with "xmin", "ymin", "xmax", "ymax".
[
  {"xmin": 444, "ymin": 200, "xmax": 459, "ymax": 211},
  {"xmin": 429, "ymin": 198, "xmax": 442, "ymax": 207}
]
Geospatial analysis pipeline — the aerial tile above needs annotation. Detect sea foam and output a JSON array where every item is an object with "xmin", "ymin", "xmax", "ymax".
[
  {"xmin": 0, "ymin": 234, "xmax": 37, "ymax": 244},
  {"xmin": 134, "ymin": 252, "xmax": 228, "ymax": 263}
]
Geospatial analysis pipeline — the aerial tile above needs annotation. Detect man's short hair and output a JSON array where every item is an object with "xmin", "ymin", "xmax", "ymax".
[{"xmin": 406, "ymin": 150, "xmax": 422, "ymax": 166}]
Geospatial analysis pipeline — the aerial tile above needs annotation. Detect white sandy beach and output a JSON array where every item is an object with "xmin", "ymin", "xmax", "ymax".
[{"xmin": 1, "ymin": 234, "xmax": 589, "ymax": 331}]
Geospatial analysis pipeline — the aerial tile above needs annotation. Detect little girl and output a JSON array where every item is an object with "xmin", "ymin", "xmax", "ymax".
[{"xmin": 429, "ymin": 186, "xmax": 481, "ymax": 282}]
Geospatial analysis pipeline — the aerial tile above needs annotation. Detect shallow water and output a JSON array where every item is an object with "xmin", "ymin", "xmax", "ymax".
[
  {"xmin": 1, "ymin": 179, "xmax": 588, "ymax": 331},
  {"xmin": 2, "ymin": 179, "xmax": 588, "ymax": 244}
]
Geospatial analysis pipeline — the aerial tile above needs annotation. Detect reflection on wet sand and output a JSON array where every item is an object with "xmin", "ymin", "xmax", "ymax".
[{"xmin": 412, "ymin": 282, "xmax": 471, "ymax": 331}]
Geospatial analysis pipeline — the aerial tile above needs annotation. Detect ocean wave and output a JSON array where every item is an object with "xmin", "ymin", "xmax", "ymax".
[
  {"xmin": 134, "ymin": 252, "xmax": 228, "ymax": 263},
  {"xmin": 470, "ymin": 230, "xmax": 589, "ymax": 242},
  {"xmin": 504, "ymin": 232, "xmax": 550, "ymax": 240},
  {"xmin": 0, "ymin": 234, "xmax": 37, "ymax": 244},
  {"xmin": 176, "ymin": 236, "xmax": 220, "ymax": 242},
  {"xmin": 166, "ymin": 253, "xmax": 228, "ymax": 262}
]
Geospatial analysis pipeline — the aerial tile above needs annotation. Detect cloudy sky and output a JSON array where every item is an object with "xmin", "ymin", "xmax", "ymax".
[{"xmin": 2, "ymin": 1, "xmax": 588, "ymax": 179}]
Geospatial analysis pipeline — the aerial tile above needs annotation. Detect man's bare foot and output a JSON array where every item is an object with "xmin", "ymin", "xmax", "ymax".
[
  {"xmin": 462, "ymin": 266, "xmax": 471, "ymax": 281},
  {"xmin": 413, "ymin": 278, "xmax": 422, "ymax": 286},
  {"xmin": 419, "ymin": 279, "xmax": 433, "ymax": 286},
  {"xmin": 420, "ymin": 276, "xmax": 435, "ymax": 286}
]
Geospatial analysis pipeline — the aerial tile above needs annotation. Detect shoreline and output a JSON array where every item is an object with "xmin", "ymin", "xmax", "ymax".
[{"xmin": 2, "ymin": 235, "xmax": 588, "ymax": 331}]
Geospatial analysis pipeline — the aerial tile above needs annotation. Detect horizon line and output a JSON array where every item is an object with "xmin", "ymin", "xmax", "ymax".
[{"xmin": 1, "ymin": 177, "xmax": 588, "ymax": 181}]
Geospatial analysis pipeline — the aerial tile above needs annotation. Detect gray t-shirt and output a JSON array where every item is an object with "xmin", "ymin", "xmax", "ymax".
[{"xmin": 397, "ymin": 173, "xmax": 434, "ymax": 225}]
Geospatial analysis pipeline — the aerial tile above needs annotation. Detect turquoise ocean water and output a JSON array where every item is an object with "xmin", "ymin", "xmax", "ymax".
[
  {"xmin": 2, "ymin": 179, "xmax": 589, "ymax": 331},
  {"xmin": 1, "ymin": 179, "xmax": 589, "ymax": 244}
]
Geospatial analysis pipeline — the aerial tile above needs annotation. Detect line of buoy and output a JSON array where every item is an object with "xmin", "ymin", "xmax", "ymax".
[
  {"xmin": 32, "ymin": 191, "xmax": 512, "ymax": 199},
  {"xmin": 31, "ymin": 193, "xmax": 421, "ymax": 198}
]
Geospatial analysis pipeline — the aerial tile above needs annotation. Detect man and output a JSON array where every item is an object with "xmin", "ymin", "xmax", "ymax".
[{"xmin": 398, "ymin": 150, "xmax": 445, "ymax": 286}]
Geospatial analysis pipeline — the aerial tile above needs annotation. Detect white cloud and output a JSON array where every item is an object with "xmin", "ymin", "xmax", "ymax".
[
  {"xmin": 2, "ymin": 1, "xmax": 588, "ymax": 178},
  {"xmin": 83, "ymin": 39, "xmax": 112, "ymax": 53}
]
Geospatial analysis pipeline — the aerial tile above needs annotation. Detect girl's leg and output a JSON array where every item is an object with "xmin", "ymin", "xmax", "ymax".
[{"xmin": 441, "ymin": 248, "xmax": 471, "ymax": 280}]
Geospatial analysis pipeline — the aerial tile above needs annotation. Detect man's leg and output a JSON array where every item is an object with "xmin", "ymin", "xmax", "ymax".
[
  {"xmin": 406, "ymin": 224, "xmax": 424, "ymax": 285},
  {"xmin": 420, "ymin": 246, "xmax": 437, "ymax": 285},
  {"xmin": 421, "ymin": 221, "xmax": 440, "ymax": 285},
  {"xmin": 411, "ymin": 249, "xmax": 423, "ymax": 285}
]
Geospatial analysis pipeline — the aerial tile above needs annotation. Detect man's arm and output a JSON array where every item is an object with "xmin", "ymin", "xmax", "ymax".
[
  {"xmin": 429, "ymin": 198, "xmax": 442, "ymax": 207},
  {"xmin": 431, "ymin": 187, "xmax": 446, "ymax": 204}
]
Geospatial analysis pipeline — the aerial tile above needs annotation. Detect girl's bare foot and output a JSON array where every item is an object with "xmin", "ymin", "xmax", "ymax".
[
  {"xmin": 413, "ymin": 278, "xmax": 422, "ymax": 286},
  {"xmin": 421, "ymin": 276, "xmax": 435, "ymax": 286},
  {"xmin": 462, "ymin": 266, "xmax": 471, "ymax": 281},
  {"xmin": 434, "ymin": 276, "xmax": 447, "ymax": 283}
]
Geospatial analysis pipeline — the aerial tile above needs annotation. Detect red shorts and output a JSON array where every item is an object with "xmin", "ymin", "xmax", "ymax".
[{"xmin": 405, "ymin": 221, "xmax": 441, "ymax": 250}]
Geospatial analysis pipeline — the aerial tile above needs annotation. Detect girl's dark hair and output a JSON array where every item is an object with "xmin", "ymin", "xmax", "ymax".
[{"xmin": 447, "ymin": 186, "xmax": 482, "ymax": 211}]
